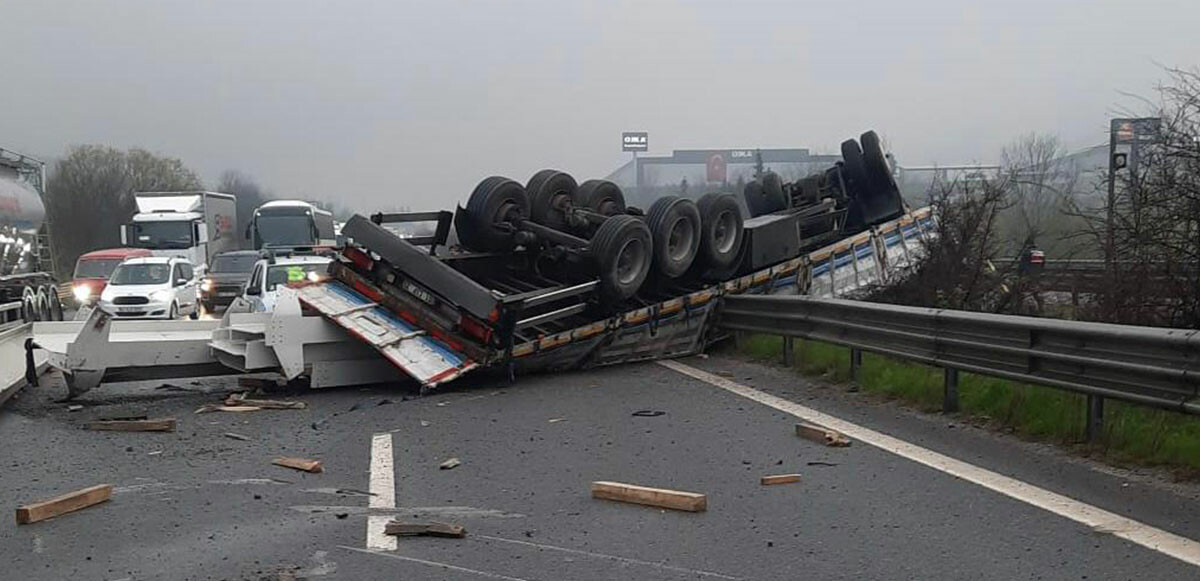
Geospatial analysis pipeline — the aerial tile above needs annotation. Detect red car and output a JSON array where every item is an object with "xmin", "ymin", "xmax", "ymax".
[{"xmin": 72, "ymin": 248, "xmax": 154, "ymax": 304}]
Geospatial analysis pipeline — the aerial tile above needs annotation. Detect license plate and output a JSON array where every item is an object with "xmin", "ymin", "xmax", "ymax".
[
  {"xmin": 117, "ymin": 306, "xmax": 143, "ymax": 313},
  {"xmin": 401, "ymin": 280, "xmax": 435, "ymax": 305},
  {"xmin": 218, "ymin": 292, "xmax": 237, "ymax": 297}
]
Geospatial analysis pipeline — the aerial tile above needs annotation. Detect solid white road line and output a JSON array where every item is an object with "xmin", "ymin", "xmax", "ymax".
[
  {"xmin": 340, "ymin": 546, "xmax": 533, "ymax": 581},
  {"xmin": 366, "ymin": 432, "xmax": 397, "ymax": 551},
  {"xmin": 659, "ymin": 359, "xmax": 1200, "ymax": 569}
]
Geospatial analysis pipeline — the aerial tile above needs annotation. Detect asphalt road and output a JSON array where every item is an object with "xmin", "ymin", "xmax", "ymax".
[{"xmin": 2, "ymin": 351, "xmax": 1199, "ymax": 580}]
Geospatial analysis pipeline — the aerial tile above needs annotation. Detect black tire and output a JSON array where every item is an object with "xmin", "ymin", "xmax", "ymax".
[
  {"xmin": 189, "ymin": 306, "xmax": 200, "ymax": 320},
  {"xmin": 696, "ymin": 193, "xmax": 744, "ymax": 270},
  {"xmin": 526, "ymin": 169, "xmax": 577, "ymax": 231},
  {"xmin": 574, "ymin": 180, "xmax": 626, "ymax": 216},
  {"xmin": 840, "ymin": 138, "xmax": 871, "ymax": 196},
  {"xmin": 743, "ymin": 180, "xmax": 766, "ymax": 217},
  {"xmin": 46, "ymin": 285, "xmax": 63, "ymax": 321},
  {"xmin": 459, "ymin": 176, "xmax": 530, "ymax": 252},
  {"xmin": 169, "ymin": 302, "xmax": 178, "ymax": 320},
  {"xmin": 860, "ymin": 130, "xmax": 896, "ymax": 191},
  {"xmin": 646, "ymin": 196, "xmax": 701, "ymax": 278},
  {"xmin": 21, "ymin": 286, "xmax": 36, "ymax": 322},
  {"xmin": 760, "ymin": 171, "xmax": 787, "ymax": 212},
  {"xmin": 34, "ymin": 287, "xmax": 50, "ymax": 321},
  {"xmin": 590, "ymin": 215, "xmax": 652, "ymax": 300}
]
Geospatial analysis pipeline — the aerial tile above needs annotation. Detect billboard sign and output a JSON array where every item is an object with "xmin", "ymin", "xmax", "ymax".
[{"xmin": 622, "ymin": 132, "xmax": 648, "ymax": 152}]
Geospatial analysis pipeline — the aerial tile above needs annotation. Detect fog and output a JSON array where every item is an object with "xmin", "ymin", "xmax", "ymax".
[{"xmin": 2, "ymin": 0, "xmax": 1197, "ymax": 212}]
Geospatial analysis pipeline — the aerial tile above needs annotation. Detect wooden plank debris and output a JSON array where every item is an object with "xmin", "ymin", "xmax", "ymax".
[
  {"xmin": 16, "ymin": 484, "xmax": 113, "ymax": 524},
  {"xmin": 226, "ymin": 393, "xmax": 306, "ymax": 410},
  {"xmin": 87, "ymin": 418, "xmax": 176, "ymax": 432},
  {"xmin": 760, "ymin": 474, "xmax": 802, "ymax": 486},
  {"xmin": 795, "ymin": 423, "xmax": 851, "ymax": 447},
  {"xmin": 591, "ymin": 481, "xmax": 707, "ymax": 512},
  {"xmin": 384, "ymin": 521, "xmax": 467, "ymax": 538},
  {"xmin": 439, "ymin": 457, "xmax": 461, "ymax": 470},
  {"xmin": 273, "ymin": 457, "xmax": 323, "ymax": 473}
]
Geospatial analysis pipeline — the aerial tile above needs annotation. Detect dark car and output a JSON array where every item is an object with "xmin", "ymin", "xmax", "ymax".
[{"xmin": 200, "ymin": 250, "xmax": 259, "ymax": 310}]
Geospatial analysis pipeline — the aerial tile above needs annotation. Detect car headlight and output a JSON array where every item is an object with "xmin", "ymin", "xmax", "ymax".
[
  {"xmin": 306, "ymin": 271, "xmax": 326, "ymax": 283},
  {"xmin": 73, "ymin": 285, "xmax": 92, "ymax": 302},
  {"xmin": 201, "ymin": 278, "xmax": 213, "ymax": 292},
  {"xmin": 150, "ymin": 289, "xmax": 171, "ymax": 302}
]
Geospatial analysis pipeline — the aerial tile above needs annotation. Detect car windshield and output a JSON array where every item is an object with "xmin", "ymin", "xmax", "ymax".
[
  {"xmin": 212, "ymin": 254, "xmax": 258, "ymax": 273},
  {"xmin": 255, "ymin": 214, "xmax": 315, "ymax": 248},
  {"xmin": 74, "ymin": 258, "xmax": 123, "ymax": 279},
  {"xmin": 109, "ymin": 263, "xmax": 171, "ymax": 285},
  {"xmin": 265, "ymin": 262, "xmax": 328, "ymax": 291},
  {"xmin": 131, "ymin": 221, "xmax": 193, "ymax": 249}
]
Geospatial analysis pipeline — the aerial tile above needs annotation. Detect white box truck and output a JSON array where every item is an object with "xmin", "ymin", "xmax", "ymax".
[{"xmin": 121, "ymin": 191, "xmax": 237, "ymax": 276}]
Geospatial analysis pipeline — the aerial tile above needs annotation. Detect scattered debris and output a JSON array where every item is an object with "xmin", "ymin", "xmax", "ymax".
[
  {"xmin": 384, "ymin": 521, "xmax": 467, "ymax": 538},
  {"xmin": 16, "ymin": 484, "xmax": 113, "ymax": 524},
  {"xmin": 66, "ymin": 405, "xmax": 83, "ymax": 412},
  {"xmin": 87, "ymin": 418, "xmax": 177, "ymax": 433},
  {"xmin": 224, "ymin": 432, "xmax": 251, "ymax": 441},
  {"xmin": 227, "ymin": 393, "xmax": 306, "ymax": 410},
  {"xmin": 147, "ymin": 450, "xmax": 163, "ymax": 456},
  {"xmin": 760, "ymin": 474, "xmax": 801, "ymax": 486},
  {"xmin": 436, "ymin": 402, "xmax": 448, "ymax": 407},
  {"xmin": 548, "ymin": 418, "xmax": 567, "ymax": 423},
  {"xmin": 795, "ymin": 423, "xmax": 851, "ymax": 447},
  {"xmin": 439, "ymin": 458, "xmax": 461, "ymax": 470},
  {"xmin": 195, "ymin": 404, "xmax": 263, "ymax": 414},
  {"xmin": 238, "ymin": 376, "xmax": 283, "ymax": 390},
  {"xmin": 631, "ymin": 410, "xmax": 665, "ymax": 418},
  {"xmin": 697, "ymin": 353, "xmax": 709, "ymax": 359},
  {"xmin": 716, "ymin": 370, "xmax": 734, "ymax": 377},
  {"xmin": 335, "ymin": 513, "xmax": 348, "ymax": 519},
  {"xmin": 807, "ymin": 461, "xmax": 839, "ymax": 467},
  {"xmin": 591, "ymin": 481, "xmax": 707, "ymax": 512},
  {"xmin": 420, "ymin": 421, "xmax": 430, "ymax": 427},
  {"xmin": 273, "ymin": 457, "xmax": 323, "ymax": 473}
]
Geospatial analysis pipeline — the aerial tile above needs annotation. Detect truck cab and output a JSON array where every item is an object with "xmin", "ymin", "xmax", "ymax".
[
  {"xmin": 246, "ymin": 200, "xmax": 336, "ymax": 250},
  {"xmin": 122, "ymin": 191, "xmax": 237, "ymax": 276}
]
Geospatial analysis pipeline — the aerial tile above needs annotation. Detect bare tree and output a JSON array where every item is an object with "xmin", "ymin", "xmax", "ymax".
[
  {"xmin": 44, "ymin": 145, "xmax": 203, "ymax": 276},
  {"xmin": 998, "ymin": 133, "xmax": 1079, "ymax": 255},
  {"xmin": 218, "ymin": 170, "xmax": 270, "ymax": 237}
]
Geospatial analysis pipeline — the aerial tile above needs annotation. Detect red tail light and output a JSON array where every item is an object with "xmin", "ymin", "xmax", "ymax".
[
  {"xmin": 344, "ymin": 246, "xmax": 374, "ymax": 272},
  {"xmin": 459, "ymin": 314, "xmax": 493, "ymax": 345}
]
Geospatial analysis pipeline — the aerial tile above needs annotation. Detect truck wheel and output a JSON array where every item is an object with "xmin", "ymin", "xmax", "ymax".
[
  {"xmin": 760, "ymin": 171, "xmax": 787, "ymax": 213},
  {"xmin": 860, "ymin": 130, "xmax": 897, "ymax": 191},
  {"xmin": 45, "ymin": 285, "xmax": 64, "ymax": 321},
  {"xmin": 526, "ymin": 170, "xmax": 577, "ymax": 230},
  {"xmin": 460, "ymin": 176, "xmax": 530, "ymax": 252},
  {"xmin": 21, "ymin": 287, "xmax": 36, "ymax": 322},
  {"xmin": 696, "ymin": 193, "xmax": 744, "ymax": 270},
  {"xmin": 574, "ymin": 180, "xmax": 626, "ymax": 216},
  {"xmin": 743, "ymin": 180, "xmax": 766, "ymax": 217},
  {"xmin": 591, "ymin": 215, "xmax": 652, "ymax": 301},
  {"xmin": 646, "ymin": 196, "xmax": 701, "ymax": 278},
  {"xmin": 840, "ymin": 138, "xmax": 871, "ymax": 196},
  {"xmin": 34, "ymin": 287, "xmax": 50, "ymax": 321}
]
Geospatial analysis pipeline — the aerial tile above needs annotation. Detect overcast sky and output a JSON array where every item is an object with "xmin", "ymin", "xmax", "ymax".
[{"xmin": 2, "ymin": 0, "xmax": 1197, "ymax": 211}]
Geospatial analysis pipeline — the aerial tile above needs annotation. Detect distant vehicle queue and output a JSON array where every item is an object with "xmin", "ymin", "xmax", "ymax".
[{"xmin": 73, "ymin": 196, "xmax": 337, "ymax": 319}]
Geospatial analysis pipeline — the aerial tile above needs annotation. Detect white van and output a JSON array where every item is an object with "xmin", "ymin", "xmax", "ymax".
[{"xmin": 97, "ymin": 256, "xmax": 200, "ymax": 319}]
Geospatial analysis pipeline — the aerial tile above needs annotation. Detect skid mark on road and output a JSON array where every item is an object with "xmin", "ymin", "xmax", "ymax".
[
  {"xmin": 474, "ymin": 534, "xmax": 741, "ymax": 579},
  {"xmin": 366, "ymin": 432, "xmax": 397, "ymax": 551},
  {"xmin": 340, "ymin": 546, "xmax": 533, "ymax": 581},
  {"xmin": 660, "ymin": 359, "xmax": 1200, "ymax": 570}
]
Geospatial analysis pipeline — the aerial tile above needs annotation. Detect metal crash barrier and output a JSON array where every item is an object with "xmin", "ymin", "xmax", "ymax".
[{"xmin": 720, "ymin": 294, "xmax": 1200, "ymax": 438}]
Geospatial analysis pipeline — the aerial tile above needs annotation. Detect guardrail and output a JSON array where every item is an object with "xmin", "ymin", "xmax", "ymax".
[
  {"xmin": 720, "ymin": 294, "xmax": 1200, "ymax": 440},
  {"xmin": 0, "ymin": 301, "xmax": 24, "ymax": 333}
]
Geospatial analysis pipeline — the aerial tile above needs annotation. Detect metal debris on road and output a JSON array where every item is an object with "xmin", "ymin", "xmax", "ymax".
[
  {"xmin": 548, "ymin": 418, "xmax": 567, "ymax": 423},
  {"xmin": 384, "ymin": 521, "xmax": 467, "ymax": 538},
  {"xmin": 795, "ymin": 422, "xmax": 851, "ymax": 447},
  {"xmin": 226, "ymin": 392, "xmax": 306, "ymax": 410},
  {"xmin": 195, "ymin": 404, "xmax": 263, "ymax": 414},
  {"xmin": 16, "ymin": 484, "xmax": 113, "ymax": 524},
  {"xmin": 631, "ymin": 410, "xmax": 666, "ymax": 417},
  {"xmin": 807, "ymin": 461, "xmax": 839, "ymax": 467},
  {"xmin": 223, "ymin": 432, "xmax": 251, "ymax": 441},
  {"xmin": 66, "ymin": 404, "xmax": 83, "ymax": 412},
  {"xmin": 273, "ymin": 457, "xmax": 324, "ymax": 473},
  {"xmin": 439, "ymin": 457, "xmax": 461, "ymax": 470}
]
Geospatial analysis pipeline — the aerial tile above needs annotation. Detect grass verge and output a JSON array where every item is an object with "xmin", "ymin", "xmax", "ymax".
[{"xmin": 735, "ymin": 334, "xmax": 1200, "ymax": 476}]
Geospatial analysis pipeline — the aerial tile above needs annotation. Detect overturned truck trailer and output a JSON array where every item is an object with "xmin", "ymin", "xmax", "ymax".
[
  {"xmin": 291, "ymin": 130, "xmax": 931, "ymax": 388},
  {"xmin": 28, "ymin": 130, "xmax": 935, "ymax": 396}
]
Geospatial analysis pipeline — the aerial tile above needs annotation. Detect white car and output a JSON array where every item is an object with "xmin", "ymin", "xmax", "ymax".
[
  {"xmin": 243, "ymin": 254, "xmax": 332, "ymax": 312},
  {"xmin": 98, "ymin": 256, "xmax": 200, "ymax": 319}
]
